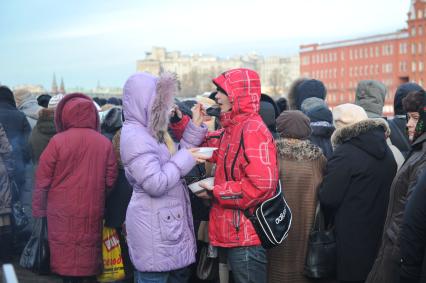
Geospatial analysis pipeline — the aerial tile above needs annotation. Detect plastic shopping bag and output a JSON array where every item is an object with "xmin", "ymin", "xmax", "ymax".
[
  {"xmin": 19, "ymin": 217, "xmax": 50, "ymax": 274},
  {"xmin": 97, "ymin": 226, "xmax": 126, "ymax": 282}
]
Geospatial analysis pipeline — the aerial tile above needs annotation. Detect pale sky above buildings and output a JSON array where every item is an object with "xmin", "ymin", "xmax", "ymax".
[{"xmin": 0, "ymin": 0, "xmax": 409, "ymax": 89}]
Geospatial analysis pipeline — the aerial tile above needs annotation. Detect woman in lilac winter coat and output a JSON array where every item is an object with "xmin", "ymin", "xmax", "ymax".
[{"xmin": 120, "ymin": 72, "xmax": 208, "ymax": 283}]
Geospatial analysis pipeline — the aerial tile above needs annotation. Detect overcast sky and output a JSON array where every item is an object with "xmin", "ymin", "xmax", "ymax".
[{"xmin": 0, "ymin": 0, "xmax": 410, "ymax": 89}]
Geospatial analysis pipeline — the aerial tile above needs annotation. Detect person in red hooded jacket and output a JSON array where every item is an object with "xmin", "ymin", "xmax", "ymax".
[
  {"xmin": 32, "ymin": 93, "xmax": 117, "ymax": 283},
  {"xmin": 197, "ymin": 68, "xmax": 279, "ymax": 283}
]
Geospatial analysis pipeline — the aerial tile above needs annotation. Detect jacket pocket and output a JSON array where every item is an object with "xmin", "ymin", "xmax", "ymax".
[{"xmin": 158, "ymin": 206, "xmax": 184, "ymax": 242}]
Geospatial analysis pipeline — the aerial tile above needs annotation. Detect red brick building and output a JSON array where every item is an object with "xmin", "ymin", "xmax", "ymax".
[{"xmin": 299, "ymin": 0, "xmax": 426, "ymax": 115}]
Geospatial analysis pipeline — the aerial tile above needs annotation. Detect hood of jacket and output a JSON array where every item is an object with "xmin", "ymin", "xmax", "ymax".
[
  {"xmin": 212, "ymin": 68, "xmax": 261, "ymax": 117},
  {"xmin": 0, "ymin": 86, "xmax": 17, "ymax": 108},
  {"xmin": 287, "ymin": 78, "xmax": 327, "ymax": 110},
  {"xmin": 123, "ymin": 72, "xmax": 177, "ymax": 142},
  {"xmin": 37, "ymin": 108, "xmax": 56, "ymax": 135},
  {"xmin": 18, "ymin": 97, "xmax": 42, "ymax": 120},
  {"xmin": 54, "ymin": 93, "xmax": 99, "ymax": 133},
  {"xmin": 331, "ymin": 118, "xmax": 390, "ymax": 159},
  {"xmin": 276, "ymin": 138, "xmax": 323, "ymax": 161},
  {"xmin": 355, "ymin": 80, "xmax": 387, "ymax": 118}
]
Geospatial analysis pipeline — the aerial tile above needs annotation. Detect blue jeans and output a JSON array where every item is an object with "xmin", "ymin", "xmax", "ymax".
[
  {"xmin": 134, "ymin": 267, "xmax": 190, "ymax": 283},
  {"xmin": 224, "ymin": 245, "xmax": 267, "ymax": 283}
]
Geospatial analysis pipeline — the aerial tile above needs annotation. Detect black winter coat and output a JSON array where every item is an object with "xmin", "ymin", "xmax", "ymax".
[
  {"xmin": 389, "ymin": 116, "xmax": 411, "ymax": 158},
  {"xmin": 0, "ymin": 90, "xmax": 31, "ymax": 187},
  {"xmin": 319, "ymin": 119, "xmax": 397, "ymax": 281},
  {"xmin": 400, "ymin": 170, "xmax": 426, "ymax": 283},
  {"xmin": 309, "ymin": 122, "xmax": 334, "ymax": 159}
]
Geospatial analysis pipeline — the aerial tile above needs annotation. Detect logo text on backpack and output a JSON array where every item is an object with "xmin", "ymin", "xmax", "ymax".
[{"xmin": 275, "ymin": 209, "xmax": 287, "ymax": 224}]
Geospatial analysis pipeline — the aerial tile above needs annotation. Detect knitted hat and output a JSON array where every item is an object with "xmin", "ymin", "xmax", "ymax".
[
  {"xmin": 354, "ymin": 80, "xmax": 387, "ymax": 118},
  {"xmin": 394, "ymin": 83, "xmax": 423, "ymax": 116},
  {"xmin": 333, "ymin": 103, "xmax": 368, "ymax": 129},
  {"xmin": 295, "ymin": 79, "xmax": 327, "ymax": 110},
  {"xmin": 276, "ymin": 110, "xmax": 312, "ymax": 140},
  {"xmin": 48, "ymin": 94, "xmax": 64, "ymax": 109},
  {"xmin": 301, "ymin": 97, "xmax": 332, "ymax": 123}
]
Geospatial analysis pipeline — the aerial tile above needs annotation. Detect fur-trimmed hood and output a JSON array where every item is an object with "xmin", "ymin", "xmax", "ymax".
[
  {"xmin": 276, "ymin": 138, "xmax": 323, "ymax": 161},
  {"xmin": 287, "ymin": 78, "xmax": 306, "ymax": 110},
  {"xmin": 331, "ymin": 119, "xmax": 390, "ymax": 159},
  {"xmin": 123, "ymin": 72, "xmax": 177, "ymax": 142}
]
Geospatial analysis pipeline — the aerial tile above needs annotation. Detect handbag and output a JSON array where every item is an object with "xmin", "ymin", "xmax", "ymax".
[
  {"xmin": 303, "ymin": 203, "xmax": 336, "ymax": 279},
  {"xmin": 243, "ymin": 180, "xmax": 292, "ymax": 249},
  {"xmin": 10, "ymin": 180, "xmax": 29, "ymax": 233},
  {"xmin": 19, "ymin": 217, "xmax": 50, "ymax": 275},
  {"xmin": 196, "ymin": 245, "xmax": 218, "ymax": 280}
]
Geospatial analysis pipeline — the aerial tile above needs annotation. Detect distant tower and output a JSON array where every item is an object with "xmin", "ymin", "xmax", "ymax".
[
  {"xmin": 59, "ymin": 77, "xmax": 65, "ymax": 94},
  {"xmin": 51, "ymin": 73, "xmax": 58, "ymax": 95}
]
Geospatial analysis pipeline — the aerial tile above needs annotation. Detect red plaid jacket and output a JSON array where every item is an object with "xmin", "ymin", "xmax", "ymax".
[{"xmin": 205, "ymin": 69, "xmax": 278, "ymax": 247}]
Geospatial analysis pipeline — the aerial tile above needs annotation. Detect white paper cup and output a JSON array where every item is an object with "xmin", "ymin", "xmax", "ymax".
[{"xmin": 197, "ymin": 147, "xmax": 218, "ymax": 159}]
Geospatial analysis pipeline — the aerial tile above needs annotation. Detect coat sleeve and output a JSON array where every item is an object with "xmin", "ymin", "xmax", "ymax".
[
  {"xmin": 179, "ymin": 119, "xmax": 208, "ymax": 149},
  {"xmin": 400, "ymin": 170, "xmax": 426, "ymax": 282},
  {"xmin": 32, "ymin": 138, "xmax": 58, "ymax": 217},
  {"xmin": 319, "ymin": 146, "xmax": 352, "ymax": 209},
  {"xmin": 212, "ymin": 128, "xmax": 278, "ymax": 210},
  {"xmin": 22, "ymin": 116, "xmax": 32, "ymax": 163},
  {"xmin": 105, "ymin": 144, "xmax": 118, "ymax": 194},
  {"xmin": 201, "ymin": 129, "xmax": 225, "ymax": 164},
  {"xmin": 169, "ymin": 115, "xmax": 190, "ymax": 141},
  {"xmin": 125, "ymin": 141, "xmax": 196, "ymax": 197}
]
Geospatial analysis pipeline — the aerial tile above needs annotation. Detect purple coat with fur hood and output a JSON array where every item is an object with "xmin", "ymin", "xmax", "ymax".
[{"xmin": 121, "ymin": 72, "xmax": 207, "ymax": 272}]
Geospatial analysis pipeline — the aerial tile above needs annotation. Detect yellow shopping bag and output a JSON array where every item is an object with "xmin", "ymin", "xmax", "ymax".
[{"xmin": 97, "ymin": 226, "xmax": 126, "ymax": 282}]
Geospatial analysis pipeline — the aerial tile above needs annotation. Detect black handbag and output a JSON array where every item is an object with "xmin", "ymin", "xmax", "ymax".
[
  {"xmin": 304, "ymin": 203, "xmax": 336, "ymax": 279},
  {"xmin": 19, "ymin": 217, "xmax": 50, "ymax": 275},
  {"xmin": 196, "ymin": 245, "xmax": 218, "ymax": 280},
  {"xmin": 244, "ymin": 180, "xmax": 292, "ymax": 249},
  {"xmin": 10, "ymin": 180, "xmax": 29, "ymax": 233}
]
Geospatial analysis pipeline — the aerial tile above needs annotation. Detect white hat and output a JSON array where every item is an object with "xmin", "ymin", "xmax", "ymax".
[
  {"xmin": 332, "ymin": 103, "xmax": 368, "ymax": 129},
  {"xmin": 48, "ymin": 94, "xmax": 65, "ymax": 109}
]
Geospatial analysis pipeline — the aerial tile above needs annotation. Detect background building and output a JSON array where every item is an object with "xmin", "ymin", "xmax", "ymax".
[
  {"xmin": 137, "ymin": 47, "xmax": 299, "ymax": 97},
  {"xmin": 300, "ymin": 0, "xmax": 426, "ymax": 115}
]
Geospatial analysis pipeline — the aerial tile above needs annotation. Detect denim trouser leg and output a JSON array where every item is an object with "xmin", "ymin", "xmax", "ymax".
[
  {"xmin": 226, "ymin": 245, "xmax": 267, "ymax": 283},
  {"xmin": 134, "ymin": 267, "xmax": 190, "ymax": 283}
]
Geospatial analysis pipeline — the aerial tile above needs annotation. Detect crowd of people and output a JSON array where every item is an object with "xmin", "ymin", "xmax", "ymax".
[{"xmin": 0, "ymin": 68, "xmax": 425, "ymax": 283}]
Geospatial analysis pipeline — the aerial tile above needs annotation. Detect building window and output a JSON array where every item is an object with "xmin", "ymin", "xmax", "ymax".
[
  {"xmin": 412, "ymin": 62, "xmax": 417, "ymax": 72},
  {"xmin": 341, "ymin": 51, "xmax": 345, "ymax": 60},
  {"xmin": 400, "ymin": 61, "xmax": 407, "ymax": 72},
  {"xmin": 354, "ymin": 49, "xmax": 358, "ymax": 60},
  {"xmin": 349, "ymin": 67, "xmax": 353, "ymax": 77},
  {"xmin": 418, "ymin": 10, "xmax": 423, "ymax": 19},
  {"xmin": 412, "ymin": 27, "xmax": 417, "ymax": 36},
  {"xmin": 370, "ymin": 47, "xmax": 374, "ymax": 57},
  {"xmin": 419, "ymin": 26, "xmax": 424, "ymax": 36},
  {"xmin": 375, "ymin": 64, "xmax": 379, "ymax": 74},
  {"xmin": 412, "ymin": 43, "xmax": 417, "ymax": 54},
  {"xmin": 419, "ymin": 42, "xmax": 423, "ymax": 54},
  {"xmin": 400, "ymin": 43, "xmax": 407, "ymax": 54},
  {"xmin": 419, "ymin": 62, "xmax": 424, "ymax": 72},
  {"xmin": 376, "ymin": 46, "xmax": 380, "ymax": 56},
  {"xmin": 360, "ymin": 49, "xmax": 363, "ymax": 59}
]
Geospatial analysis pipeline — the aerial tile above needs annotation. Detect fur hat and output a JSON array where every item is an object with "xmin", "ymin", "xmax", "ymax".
[
  {"xmin": 333, "ymin": 103, "xmax": 368, "ymax": 129},
  {"xmin": 301, "ymin": 97, "xmax": 332, "ymax": 123},
  {"xmin": 37, "ymin": 94, "xmax": 52, "ymax": 108},
  {"xmin": 394, "ymin": 83, "xmax": 423, "ymax": 116},
  {"xmin": 48, "ymin": 94, "xmax": 64, "ymax": 109},
  {"xmin": 276, "ymin": 110, "xmax": 312, "ymax": 140},
  {"xmin": 355, "ymin": 80, "xmax": 387, "ymax": 118}
]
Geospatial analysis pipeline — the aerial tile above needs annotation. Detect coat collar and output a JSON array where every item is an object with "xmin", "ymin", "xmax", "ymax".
[
  {"xmin": 331, "ymin": 119, "xmax": 389, "ymax": 147},
  {"xmin": 276, "ymin": 138, "xmax": 323, "ymax": 161}
]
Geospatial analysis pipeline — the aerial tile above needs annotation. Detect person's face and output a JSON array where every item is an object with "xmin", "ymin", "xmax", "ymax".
[
  {"xmin": 216, "ymin": 91, "xmax": 232, "ymax": 113},
  {"xmin": 407, "ymin": 111, "xmax": 420, "ymax": 141}
]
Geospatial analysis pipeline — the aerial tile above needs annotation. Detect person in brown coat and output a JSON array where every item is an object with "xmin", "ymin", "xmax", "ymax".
[
  {"xmin": 268, "ymin": 110, "xmax": 327, "ymax": 283},
  {"xmin": 0, "ymin": 123, "xmax": 14, "ymax": 262},
  {"xmin": 367, "ymin": 89, "xmax": 426, "ymax": 283}
]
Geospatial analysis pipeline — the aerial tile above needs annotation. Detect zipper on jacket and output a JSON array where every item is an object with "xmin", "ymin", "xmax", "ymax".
[
  {"xmin": 233, "ymin": 209, "xmax": 240, "ymax": 240},
  {"xmin": 230, "ymin": 134, "xmax": 243, "ymax": 181},
  {"xmin": 224, "ymin": 144, "xmax": 230, "ymax": 181}
]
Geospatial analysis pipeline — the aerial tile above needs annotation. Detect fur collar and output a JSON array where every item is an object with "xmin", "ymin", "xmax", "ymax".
[
  {"xmin": 276, "ymin": 138, "xmax": 323, "ymax": 161},
  {"xmin": 331, "ymin": 118, "xmax": 389, "ymax": 147},
  {"xmin": 149, "ymin": 72, "xmax": 177, "ymax": 142},
  {"xmin": 287, "ymin": 78, "xmax": 306, "ymax": 110}
]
